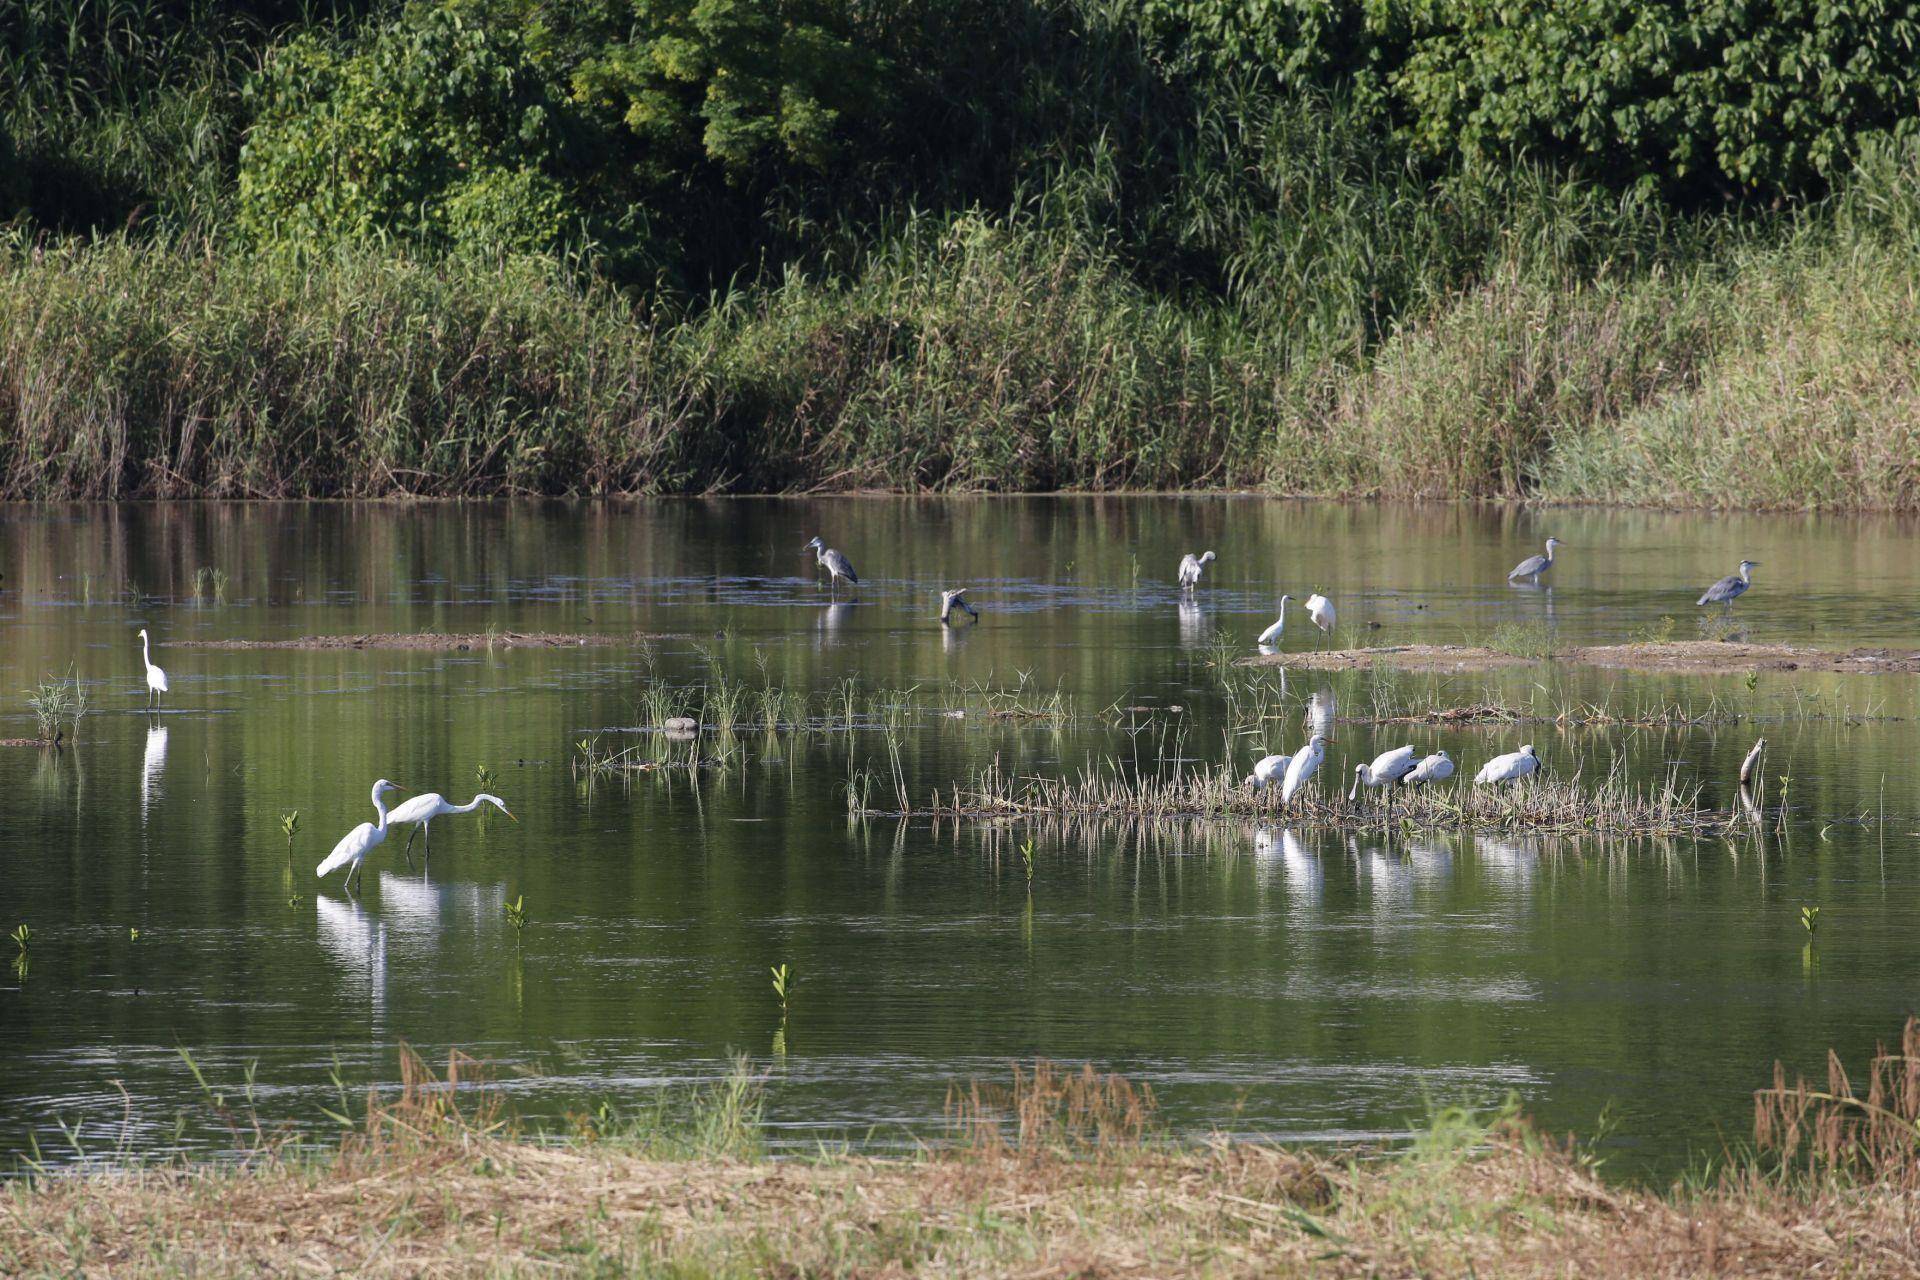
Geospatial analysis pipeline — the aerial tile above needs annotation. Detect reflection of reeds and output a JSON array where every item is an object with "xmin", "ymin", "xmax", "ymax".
[{"xmin": 859, "ymin": 757, "xmax": 1727, "ymax": 835}]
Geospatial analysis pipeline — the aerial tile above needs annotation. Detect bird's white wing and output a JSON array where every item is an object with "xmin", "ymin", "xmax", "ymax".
[
  {"xmin": 1369, "ymin": 746, "xmax": 1416, "ymax": 778},
  {"xmin": 316, "ymin": 822, "xmax": 376, "ymax": 876},
  {"xmin": 1473, "ymin": 752, "xmax": 1520, "ymax": 784},
  {"xmin": 149, "ymin": 666, "xmax": 169, "ymax": 692},
  {"xmin": 1257, "ymin": 617, "xmax": 1285, "ymax": 645},
  {"xmin": 1280, "ymin": 745, "xmax": 1322, "ymax": 801},
  {"xmin": 386, "ymin": 793, "xmax": 445, "ymax": 825}
]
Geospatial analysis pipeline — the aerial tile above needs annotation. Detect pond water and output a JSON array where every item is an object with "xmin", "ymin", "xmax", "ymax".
[{"xmin": 2, "ymin": 498, "xmax": 1918, "ymax": 1180}]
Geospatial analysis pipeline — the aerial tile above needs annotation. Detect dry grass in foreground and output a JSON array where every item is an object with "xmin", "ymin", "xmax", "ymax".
[{"xmin": 11, "ymin": 1033, "xmax": 1920, "ymax": 1278}]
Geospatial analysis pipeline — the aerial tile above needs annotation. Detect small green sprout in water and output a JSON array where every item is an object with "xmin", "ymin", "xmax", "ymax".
[
  {"xmin": 287, "ymin": 895, "xmax": 304, "ymax": 909},
  {"xmin": 770, "ymin": 963, "xmax": 792, "ymax": 1018},
  {"xmin": 279, "ymin": 810, "xmax": 301, "ymax": 862},
  {"xmin": 1745, "ymin": 669, "xmax": 1760, "ymax": 693},
  {"xmin": 128, "ymin": 927, "xmax": 141, "ymax": 942},
  {"xmin": 1020, "ymin": 837, "xmax": 1035, "ymax": 886},
  {"xmin": 192, "ymin": 566, "xmax": 230, "ymax": 604},
  {"xmin": 476, "ymin": 763, "xmax": 496, "ymax": 791},
  {"xmin": 505, "ymin": 895, "xmax": 529, "ymax": 941},
  {"xmin": 1802, "ymin": 905, "xmax": 1821, "ymax": 937},
  {"xmin": 10, "ymin": 924, "xmax": 30, "ymax": 951}
]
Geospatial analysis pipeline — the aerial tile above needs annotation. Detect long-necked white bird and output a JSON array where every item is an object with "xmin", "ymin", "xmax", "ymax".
[
  {"xmin": 137, "ymin": 628, "xmax": 169, "ymax": 709},
  {"xmin": 1245, "ymin": 752, "xmax": 1291, "ymax": 791},
  {"xmin": 1402, "ymin": 750, "xmax": 1455, "ymax": 787},
  {"xmin": 1474, "ymin": 745, "xmax": 1541, "ymax": 786},
  {"xmin": 316, "ymin": 779, "xmax": 406, "ymax": 893},
  {"xmin": 387, "ymin": 791, "xmax": 516, "ymax": 866},
  {"xmin": 1348, "ymin": 745, "xmax": 1417, "ymax": 800},
  {"xmin": 1257, "ymin": 594, "xmax": 1293, "ymax": 647},
  {"xmin": 1304, "ymin": 594, "xmax": 1336, "ymax": 648},
  {"xmin": 1279, "ymin": 734, "xmax": 1328, "ymax": 804},
  {"xmin": 1178, "ymin": 550, "xmax": 1216, "ymax": 590}
]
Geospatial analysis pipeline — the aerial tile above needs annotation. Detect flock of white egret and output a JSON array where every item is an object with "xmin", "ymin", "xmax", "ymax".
[{"xmin": 124, "ymin": 533, "xmax": 1756, "ymax": 892}]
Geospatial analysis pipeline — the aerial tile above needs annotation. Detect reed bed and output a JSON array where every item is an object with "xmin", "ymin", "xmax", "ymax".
[{"xmin": 858, "ymin": 757, "xmax": 1730, "ymax": 836}]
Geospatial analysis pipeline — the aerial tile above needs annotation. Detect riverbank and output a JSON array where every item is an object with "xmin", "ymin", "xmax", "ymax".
[
  {"xmin": 4, "ymin": 1049, "xmax": 1913, "ymax": 1278},
  {"xmin": 1241, "ymin": 641, "xmax": 1920, "ymax": 676}
]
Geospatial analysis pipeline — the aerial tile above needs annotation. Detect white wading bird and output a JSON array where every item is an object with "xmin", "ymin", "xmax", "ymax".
[
  {"xmin": 387, "ymin": 791, "xmax": 516, "ymax": 867},
  {"xmin": 137, "ymin": 628, "xmax": 169, "ymax": 709},
  {"xmin": 1474, "ymin": 745, "xmax": 1541, "ymax": 786},
  {"xmin": 315, "ymin": 779, "xmax": 406, "ymax": 894},
  {"xmin": 1279, "ymin": 734, "xmax": 1328, "ymax": 804},
  {"xmin": 1178, "ymin": 550, "xmax": 1216, "ymax": 590},
  {"xmin": 804, "ymin": 537, "xmax": 858, "ymax": 596},
  {"xmin": 1245, "ymin": 752, "xmax": 1291, "ymax": 791},
  {"xmin": 1402, "ymin": 751, "xmax": 1455, "ymax": 788},
  {"xmin": 1304, "ymin": 594, "xmax": 1336, "ymax": 648},
  {"xmin": 1507, "ymin": 537, "xmax": 1563, "ymax": 584},
  {"xmin": 1348, "ymin": 745, "xmax": 1418, "ymax": 801},
  {"xmin": 1257, "ymin": 594, "xmax": 1293, "ymax": 647}
]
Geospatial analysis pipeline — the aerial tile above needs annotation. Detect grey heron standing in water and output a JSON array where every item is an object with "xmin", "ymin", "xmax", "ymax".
[
  {"xmin": 939, "ymin": 588, "xmax": 979, "ymax": 625},
  {"xmin": 1178, "ymin": 551, "xmax": 1216, "ymax": 590},
  {"xmin": 1697, "ymin": 560, "xmax": 1758, "ymax": 610},
  {"xmin": 804, "ymin": 537, "xmax": 858, "ymax": 596},
  {"xmin": 1507, "ymin": 537, "xmax": 1563, "ymax": 584}
]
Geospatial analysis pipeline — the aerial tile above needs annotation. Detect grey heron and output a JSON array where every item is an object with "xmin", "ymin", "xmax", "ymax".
[
  {"xmin": 1348, "ymin": 745, "xmax": 1417, "ymax": 800},
  {"xmin": 1473, "ymin": 745, "xmax": 1540, "ymax": 786},
  {"xmin": 1257, "ymin": 595, "xmax": 1293, "ymax": 646},
  {"xmin": 1178, "ymin": 550, "xmax": 1216, "ymax": 590},
  {"xmin": 939, "ymin": 588, "xmax": 979, "ymax": 625},
  {"xmin": 1402, "ymin": 751, "xmax": 1454, "ymax": 787},
  {"xmin": 1245, "ymin": 752, "xmax": 1291, "ymax": 790},
  {"xmin": 1697, "ymin": 560, "xmax": 1758, "ymax": 609},
  {"xmin": 804, "ymin": 537, "xmax": 858, "ymax": 595},
  {"xmin": 1507, "ymin": 537, "xmax": 1563, "ymax": 584},
  {"xmin": 1304, "ymin": 594, "xmax": 1335, "ymax": 648},
  {"xmin": 1279, "ymin": 734, "xmax": 1328, "ymax": 803},
  {"xmin": 137, "ymin": 628, "xmax": 168, "ymax": 708}
]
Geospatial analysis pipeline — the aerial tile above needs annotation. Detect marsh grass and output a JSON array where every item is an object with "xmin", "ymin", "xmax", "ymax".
[
  {"xmin": 859, "ymin": 756, "xmax": 1728, "ymax": 835},
  {"xmin": 24, "ymin": 668, "xmax": 88, "ymax": 743},
  {"xmin": 1756, "ymin": 1015, "xmax": 1920, "ymax": 1186}
]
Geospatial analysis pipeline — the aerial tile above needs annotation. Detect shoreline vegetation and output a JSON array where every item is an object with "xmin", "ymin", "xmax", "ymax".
[
  {"xmin": 1241, "ymin": 642, "xmax": 1920, "ymax": 677},
  {"xmin": 8, "ymin": 2, "xmax": 1920, "ymax": 508},
  {"xmin": 8, "ymin": 1034, "xmax": 1920, "ymax": 1277}
]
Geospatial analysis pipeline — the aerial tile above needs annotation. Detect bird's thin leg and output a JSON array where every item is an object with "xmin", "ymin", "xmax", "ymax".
[
  {"xmin": 421, "ymin": 822, "xmax": 431, "ymax": 870},
  {"xmin": 402, "ymin": 826, "xmax": 417, "ymax": 868}
]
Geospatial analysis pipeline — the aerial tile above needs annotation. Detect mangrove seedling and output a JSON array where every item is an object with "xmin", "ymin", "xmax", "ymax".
[
  {"xmin": 128, "ymin": 927, "xmax": 140, "ymax": 942},
  {"xmin": 505, "ymin": 895, "xmax": 529, "ymax": 942},
  {"xmin": 279, "ymin": 810, "xmax": 301, "ymax": 863},
  {"xmin": 1020, "ymin": 837, "xmax": 1035, "ymax": 887},
  {"xmin": 10, "ymin": 924, "xmax": 30, "ymax": 951},
  {"xmin": 770, "ymin": 963, "xmax": 792, "ymax": 1018},
  {"xmin": 476, "ymin": 763, "xmax": 497, "ymax": 791},
  {"xmin": 1802, "ymin": 905, "xmax": 1821, "ymax": 938}
]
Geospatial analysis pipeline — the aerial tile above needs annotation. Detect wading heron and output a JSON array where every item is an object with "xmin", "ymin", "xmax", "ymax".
[
  {"xmin": 1348, "ymin": 745, "xmax": 1417, "ymax": 800},
  {"xmin": 804, "ymin": 537, "xmax": 858, "ymax": 595},
  {"xmin": 1245, "ymin": 753, "xmax": 1291, "ymax": 790},
  {"xmin": 1257, "ymin": 595, "xmax": 1293, "ymax": 647},
  {"xmin": 1474, "ymin": 745, "xmax": 1540, "ymax": 786},
  {"xmin": 1280, "ymin": 734, "xmax": 1328, "ymax": 804},
  {"xmin": 386, "ymin": 791, "xmax": 516, "ymax": 868},
  {"xmin": 1304, "ymin": 594, "xmax": 1336, "ymax": 648},
  {"xmin": 939, "ymin": 589, "xmax": 979, "ymax": 625},
  {"xmin": 1698, "ymin": 560, "xmax": 1758, "ymax": 610},
  {"xmin": 137, "ymin": 628, "xmax": 168, "ymax": 709},
  {"xmin": 1402, "ymin": 751, "xmax": 1454, "ymax": 787},
  {"xmin": 316, "ymin": 779, "xmax": 406, "ymax": 894},
  {"xmin": 1178, "ymin": 551, "xmax": 1216, "ymax": 590},
  {"xmin": 1507, "ymin": 537, "xmax": 1563, "ymax": 584}
]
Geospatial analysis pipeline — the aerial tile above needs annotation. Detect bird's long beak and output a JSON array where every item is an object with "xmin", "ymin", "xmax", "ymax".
[{"xmin": 503, "ymin": 810, "xmax": 518, "ymax": 822}]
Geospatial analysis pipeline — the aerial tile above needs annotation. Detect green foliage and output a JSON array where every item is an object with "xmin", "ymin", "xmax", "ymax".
[
  {"xmin": 237, "ymin": 8, "xmax": 581, "ymax": 255},
  {"xmin": 769, "ymin": 962, "xmax": 791, "ymax": 1016},
  {"xmin": 10, "ymin": 924, "xmax": 31, "ymax": 951}
]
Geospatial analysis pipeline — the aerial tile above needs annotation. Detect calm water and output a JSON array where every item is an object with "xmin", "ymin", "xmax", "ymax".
[{"xmin": 3, "ymin": 498, "xmax": 1919, "ymax": 1179}]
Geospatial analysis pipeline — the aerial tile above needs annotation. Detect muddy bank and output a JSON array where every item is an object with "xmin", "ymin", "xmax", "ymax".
[
  {"xmin": 1242, "ymin": 641, "xmax": 1920, "ymax": 675},
  {"xmin": 179, "ymin": 631, "xmax": 669, "ymax": 652}
]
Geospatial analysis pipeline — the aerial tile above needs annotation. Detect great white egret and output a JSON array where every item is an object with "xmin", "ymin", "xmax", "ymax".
[
  {"xmin": 1279, "ymin": 734, "xmax": 1327, "ymax": 803},
  {"xmin": 137, "ymin": 628, "xmax": 168, "ymax": 708},
  {"xmin": 939, "ymin": 588, "xmax": 979, "ymax": 625},
  {"xmin": 1507, "ymin": 538, "xmax": 1563, "ymax": 584},
  {"xmin": 1245, "ymin": 752, "xmax": 1291, "ymax": 790},
  {"xmin": 1698, "ymin": 560, "xmax": 1758, "ymax": 609},
  {"xmin": 316, "ymin": 779, "xmax": 406, "ymax": 893},
  {"xmin": 1473, "ymin": 745, "xmax": 1540, "ymax": 786},
  {"xmin": 1403, "ymin": 750, "xmax": 1455, "ymax": 787},
  {"xmin": 1304, "ymin": 594, "xmax": 1335, "ymax": 648},
  {"xmin": 1348, "ymin": 745, "xmax": 1417, "ymax": 800},
  {"xmin": 1257, "ymin": 595, "xmax": 1293, "ymax": 646},
  {"xmin": 1178, "ymin": 551, "xmax": 1216, "ymax": 589},
  {"xmin": 804, "ymin": 537, "xmax": 858, "ymax": 595},
  {"xmin": 386, "ymin": 791, "xmax": 516, "ymax": 867}
]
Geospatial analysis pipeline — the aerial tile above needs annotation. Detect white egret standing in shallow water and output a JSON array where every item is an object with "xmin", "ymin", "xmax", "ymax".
[
  {"xmin": 1279, "ymin": 734, "xmax": 1327, "ymax": 804},
  {"xmin": 1245, "ymin": 753, "xmax": 1291, "ymax": 790},
  {"xmin": 386, "ymin": 792, "xmax": 516, "ymax": 867},
  {"xmin": 1507, "ymin": 537, "xmax": 1563, "ymax": 584},
  {"xmin": 316, "ymin": 779, "xmax": 405, "ymax": 893},
  {"xmin": 1304, "ymin": 594, "xmax": 1335, "ymax": 648},
  {"xmin": 1257, "ymin": 595, "xmax": 1293, "ymax": 647},
  {"xmin": 1177, "ymin": 551, "xmax": 1215, "ymax": 590},
  {"xmin": 1474, "ymin": 745, "xmax": 1540, "ymax": 786},
  {"xmin": 1348, "ymin": 745, "xmax": 1417, "ymax": 800},
  {"xmin": 1697, "ymin": 560, "xmax": 1758, "ymax": 611},
  {"xmin": 136, "ymin": 629, "xmax": 168, "ymax": 708},
  {"xmin": 804, "ymin": 537, "xmax": 858, "ymax": 596}
]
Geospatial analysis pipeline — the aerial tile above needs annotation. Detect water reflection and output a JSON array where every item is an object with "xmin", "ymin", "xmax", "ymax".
[
  {"xmin": 314, "ymin": 894, "xmax": 388, "ymax": 1025},
  {"xmin": 139, "ymin": 724, "xmax": 167, "ymax": 824}
]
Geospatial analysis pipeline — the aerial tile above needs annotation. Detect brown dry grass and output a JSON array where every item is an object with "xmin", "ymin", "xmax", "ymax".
[
  {"xmin": 176, "ymin": 631, "xmax": 666, "ymax": 651},
  {"xmin": 1243, "ymin": 641, "xmax": 1920, "ymax": 676}
]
